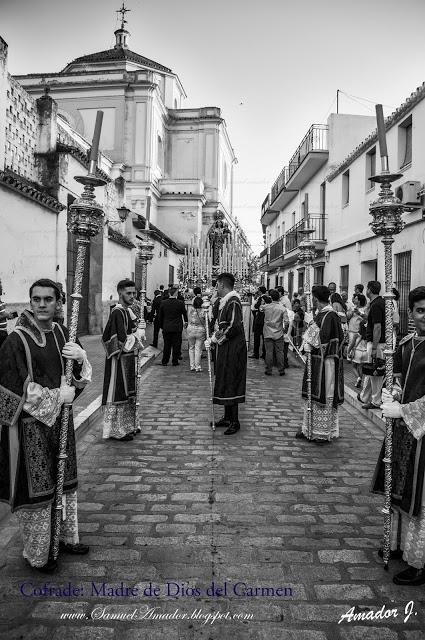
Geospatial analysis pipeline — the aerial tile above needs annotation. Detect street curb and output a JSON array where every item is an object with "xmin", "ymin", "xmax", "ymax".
[
  {"xmin": 344, "ymin": 383, "xmax": 385, "ymax": 434},
  {"xmin": 74, "ymin": 346, "xmax": 161, "ymax": 441}
]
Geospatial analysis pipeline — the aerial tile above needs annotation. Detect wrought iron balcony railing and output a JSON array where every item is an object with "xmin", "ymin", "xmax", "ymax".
[
  {"xmin": 285, "ymin": 215, "xmax": 326, "ymax": 254},
  {"xmin": 269, "ymin": 236, "xmax": 284, "ymax": 262},
  {"xmin": 287, "ymin": 124, "xmax": 328, "ymax": 181},
  {"xmin": 270, "ymin": 166, "xmax": 289, "ymax": 204}
]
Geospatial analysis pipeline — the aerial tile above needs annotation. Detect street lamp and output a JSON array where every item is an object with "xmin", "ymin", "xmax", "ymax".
[{"xmin": 107, "ymin": 205, "xmax": 131, "ymax": 226}]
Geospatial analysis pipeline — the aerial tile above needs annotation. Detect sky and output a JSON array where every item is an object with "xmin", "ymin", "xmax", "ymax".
[{"xmin": 2, "ymin": 0, "xmax": 425, "ymax": 252}]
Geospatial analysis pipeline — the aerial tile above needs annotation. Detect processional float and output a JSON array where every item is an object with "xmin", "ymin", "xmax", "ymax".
[
  {"xmin": 369, "ymin": 105, "xmax": 404, "ymax": 569},
  {"xmin": 50, "ymin": 111, "xmax": 106, "ymax": 561}
]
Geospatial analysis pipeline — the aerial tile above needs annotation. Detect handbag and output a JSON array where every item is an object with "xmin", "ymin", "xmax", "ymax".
[{"xmin": 362, "ymin": 357, "xmax": 386, "ymax": 376}]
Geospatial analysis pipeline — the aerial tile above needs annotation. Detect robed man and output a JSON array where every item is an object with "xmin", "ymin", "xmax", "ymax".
[
  {"xmin": 0, "ymin": 279, "xmax": 92, "ymax": 572},
  {"xmin": 205, "ymin": 272, "xmax": 247, "ymax": 435},
  {"xmin": 296, "ymin": 285, "xmax": 344, "ymax": 443},
  {"xmin": 372, "ymin": 286, "xmax": 425, "ymax": 586}
]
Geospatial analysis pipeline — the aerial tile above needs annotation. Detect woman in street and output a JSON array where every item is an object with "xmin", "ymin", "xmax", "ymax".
[{"xmin": 187, "ymin": 295, "xmax": 207, "ymax": 372}]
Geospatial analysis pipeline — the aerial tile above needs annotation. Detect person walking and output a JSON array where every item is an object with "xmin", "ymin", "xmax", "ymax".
[
  {"xmin": 250, "ymin": 286, "xmax": 267, "ymax": 359},
  {"xmin": 360, "ymin": 280, "xmax": 386, "ymax": 410},
  {"xmin": 149, "ymin": 289, "xmax": 162, "ymax": 348},
  {"xmin": 263, "ymin": 289, "xmax": 288, "ymax": 376},
  {"xmin": 205, "ymin": 272, "xmax": 247, "ymax": 435},
  {"xmin": 346, "ymin": 293, "xmax": 367, "ymax": 388},
  {"xmin": 159, "ymin": 286, "xmax": 188, "ymax": 366},
  {"xmin": 187, "ymin": 296, "xmax": 207, "ymax": 372}
]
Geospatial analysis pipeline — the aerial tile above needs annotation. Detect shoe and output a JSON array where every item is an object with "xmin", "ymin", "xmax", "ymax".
[
  {"xmin": 356, "ymin": 393, "xmax": 362, "ymax": 402},
  {"xmin": 378, "ymin": 548, "xmax": 403, "ymax": 560},
  {"xmin": 215, "ymin": 417, "xmax": 231, "ymax": 428},
  {"xmin": 362, "ymin": 403, "xmax": 380, "ymax": 410},
  {"xmin": 161, "ymin": 363, "xmax": 168, "ymax": 366},
  {"xmin": 279, "ymin": 371, "xmax": 286, "ymax": 376},
  {"xmin": 196, "ymin": 368, "xmax": 202, "ymax": 373},
  {"xmin": 190, "ymin": 367, "xmax": 196, "ymax": 372},
  {"xmin": 25, "ymin": 558, "xmax": 57, "ymax": 573},
  {"xmin": 172, "ymin": 362, "xmax": 180, "ymax": 366},
  {"xmin": 110, "ymin": 434, "xmax": 133, "ymax": 441},
  {"xmin": 295, "ymin": 431, "xmax": 308, "ymax": 440},
  {"xmin": 393, "ymin": 566, "xmax": 425, "ymax": 586},
  {"xmin": 248, "ymin": 355, "xmax": 259, "ymax": 359},
  {"xmin": 224, "ymin": 422, "xmax": 240, "ymax": 435},
  {"xmin": 312, "ymin": 438, "xmax": 331, "ymax": 445},
  {"xmin": 133, "ymin": 427, "xmax": 141, "ymax": 435},
  {"xmin": 355, "ymin": 377, "xmax": 362, "ymax": 388},
  {"xmin": 59, "ymin": 541, "xmax": 89, "ymax": 555},
  {"xmin": 265, "ymin": 371, "xmax": 272, "ymax": 376},
  {"xmin": 150, "ymin": 343, "xmax": 158, "ymax": 348}
]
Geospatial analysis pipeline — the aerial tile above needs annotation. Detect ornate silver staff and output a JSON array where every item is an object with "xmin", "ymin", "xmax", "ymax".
[
  {"xmin": 369, "ymin": 104, "xmax": 404, "ymax": 569},
  {"xmin": 51, "ymin": 111, "xmax": 106, "ymax": 560},
  {"xmin": 135, "ymin": 207, "xmax": 154, "ymax": 431},
  {"xmin": 203, "ymin": 300, "xmax": 216, "ymax": 431},
  {"xmin": 297, "ymin": 227, "xmax": 316, "ymax": 440}
]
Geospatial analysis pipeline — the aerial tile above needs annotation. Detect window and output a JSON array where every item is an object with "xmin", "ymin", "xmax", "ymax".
[
  {"xmin": 342, "ymin": 170, "xmax": 350, "ymax": 206},
  {"xmin": 164, "ymin": 247, "xmax": 168, "ymax": 257},
  {"xmin": 298, "ymin": 269, "xmax": 304, "ymax": 290},
  {"xmin": 395, "ymin": 251, "xmax": 411, "ymax": 336},
  {"xmin": 340, "ymin": 265, "xmax": 349, "ymax": 293},
  {"xmin": 366, "ymin": 147, "xmax": 376, "ymax": 190},
  {"xmin": 313, "ymin": 265, "xmax": 324, "ymax": 285},
  {"xmin": 399, "ymin": 116, "xmax": 412, "ymax": 168},
  {"xmin": 277, "ymin": 224, "xmax": 280, "ymax": 239},
  {"xmin": 292, "ymin": 211, "xmax": 296, "ymax": 227}
]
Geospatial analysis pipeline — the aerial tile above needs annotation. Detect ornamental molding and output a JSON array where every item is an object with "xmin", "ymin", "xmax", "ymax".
[
  {"xmin": 107, "ymin": 226, "xmax": 135, "ymax": 249},
  {"xmin": 0, "ymin": 169, "xmax": 64, "ymax": 213}
]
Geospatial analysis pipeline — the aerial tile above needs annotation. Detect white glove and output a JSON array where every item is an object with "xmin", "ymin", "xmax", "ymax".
[
  {"xmin": 62, "ymin": 342, "xmax": 86, "ymax": 363},
  {"xmin": 59, "ymin": 376, "xmax": 75, "ymax": 404},
  {"xmin": 135, "ymin": 328, "xmax": 145, "ymax": 341},
  {"xmin": 381, "ymin": 401, "xmax": 402, "ymax": 419},
  {"xmin": 204, "ymin": 338, "xmax": 211, "ymax": 349},
  {"xmin": 303, "ymin": 343, "xmax": 312, "ymax": 353},
  {"xmin": 381, "ymin": 388, "xmax": 394, "ymax": 404}
]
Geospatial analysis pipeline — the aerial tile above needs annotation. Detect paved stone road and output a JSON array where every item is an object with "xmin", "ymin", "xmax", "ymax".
[{"xmin": 1, "ymin": 354, "xmax": 425, "ymax": 639}]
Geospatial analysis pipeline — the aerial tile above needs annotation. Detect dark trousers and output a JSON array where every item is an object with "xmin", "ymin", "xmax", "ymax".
[
  {"xmin": 283, "ymin": 341, "xmax": 289, "ymax": 367},
  {"xmin": 152, "ymin": 319, "xmax": 160, "ymax": 348},
  {"xmin": 0, "ymin": 331, "xmax": 7, "ymax": 349},
  {"xmin": 253, "ymin": 326, "xmax": 265, "ymax": 358},
  {"xmin": 224, "ymin": 404, "xmax": 239, "ymax": 423},
  {"xmin": 264, "ymin": 337, "xmax": 285, "ymax": 373},
  {"xmin": 162, "ymin": 331, "xmax": 181, "ymax": 365}
]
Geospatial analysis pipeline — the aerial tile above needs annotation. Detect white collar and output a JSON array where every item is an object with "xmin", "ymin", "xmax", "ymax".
[{"xmin": 219, "ymin": 290, "xmax": 241, "ymax": 310}]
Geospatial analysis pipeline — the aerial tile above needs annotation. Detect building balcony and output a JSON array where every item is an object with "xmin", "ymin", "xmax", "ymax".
[
  {"xmin": 284, "ymin": 215, "xmax": 326, "ymax": 258},
  {"xmin": 259, "ymin": 246, "xmax": 269, "ymax": 271},
  {"xmin": 268, "ymin": 235, "xmax": 285, "ymax": 268},
  {"xmin": 261, "ymin": 124, "xmax": 329, "ymax": 226}
]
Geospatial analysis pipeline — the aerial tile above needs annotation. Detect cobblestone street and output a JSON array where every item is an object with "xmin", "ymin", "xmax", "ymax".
[{"xmin": 1, "ymin": 353, "xmax": 425, "ymax": 640}]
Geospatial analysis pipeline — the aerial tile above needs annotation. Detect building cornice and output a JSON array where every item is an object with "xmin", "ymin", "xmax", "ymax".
[
  {"xmin": 107, "ymin": 226, "xmax": 135, "ymax": 249},
  {"xmin": 327, "ymin": 82, "xmax": 425, "ymax": 182},
  {"xmin": 0, "ymin": 169, "xmax": 64, "ymax": 213},
  {"xmin": 55, "ymin": 142, "xmax": 111, "ymax": 182}
]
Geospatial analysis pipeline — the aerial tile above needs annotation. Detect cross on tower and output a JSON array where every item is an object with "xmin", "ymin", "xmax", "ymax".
[{"xmin": 117, "ymin": 3, "xmax": 130, "ymax": 29}]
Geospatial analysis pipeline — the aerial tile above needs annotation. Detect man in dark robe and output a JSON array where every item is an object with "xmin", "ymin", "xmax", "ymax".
[
  {"xmin": 296, "ymin": 285, "xmax": 344, "ymax": 443},
  {"xmin": 372, "ymin": 286, "xmax": 425, "ymax": 586},
  {"xmin": 205, "ymin": 272, "xmax": 247, "ymax": 435},
  {"xmin": 149, "ymin": 289, "xmax": 162, "ymax": 348},
  {"xmin": 102, "ymin": 279, "xmax": 143, "ymax": 441},
  {"xmin": 0, "ymin": 279, "xmax": 91, "ymax": 572}
]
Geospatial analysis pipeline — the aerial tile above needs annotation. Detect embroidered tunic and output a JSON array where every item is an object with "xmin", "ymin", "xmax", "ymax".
[
  {"xmin": 212, "ymin": 293, "xmax": 247, "ymax": 406},
  {"xmin": 102, "ymin": 305, "xmax": 137, "ymax": 438}
]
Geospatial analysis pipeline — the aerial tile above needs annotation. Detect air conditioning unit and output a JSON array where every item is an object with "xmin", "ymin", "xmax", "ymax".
[{"xmin": 395, "ymin": 181, "xmax": 422, "ymax": 207}]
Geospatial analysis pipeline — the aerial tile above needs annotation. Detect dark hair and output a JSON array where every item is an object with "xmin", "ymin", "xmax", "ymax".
[
  {"xmin": 169, "ymin": 286, "xmax": 178, "ymax": 296},
  {"xmin": 276, "ymin": 286, "xmax": 284, "ymax": 295},
  {"xmin": 355, "ymin": 283, "xmax": 364, "ymax": 293},
  {"xmin": 263, "ymin": 295, "xmax": 272, "ymax": 304},
  {"xmin": 408, "ymin": 286, "xmax": 425, "ymax": 311},
  {"xmin": 269, "ymin": 289, "xmax": 280, "ymax": 301},
  {"xmin": 117, "ymin": 279, "xmax": 135, "ymax": 293},
  {"xmin": 159, "ymin": 284, "xmax": 164, "ymax": 290},
  {"xmin": 367, "ymin": 280, "xmax": 381, "ymax": 295},
  {"xmin": 29, "ymin": 279, "xmax": 61, "ymax": 301},
  {"xmin": 328, "ymin": 282, "xmax": 336, "ymax": 289},
  {"xmin": 217, "ymin": 272, "xmax": 235, "ymax": 289},
  {"xmin": 312, "ymin": 285, "xmax": 330, "ymax": 303},
  {"xmin": 330, "ymin": 292, "xmax": 347, "ymax": 312},
  {"xmin": 354, "ymin": 293, "xmax": 367, "ymax": 307},
  {"xmin": 193, "ymin": 296, "xmax": 203, "ymax": 309},
  {"xmin": 258, "ymin": 285, "xmax": 267, "ymax": 294},
  {"xmin": 193, "ymin": 287, "xmax": 202, "ymax": 296},
  {"xmin": 154, "ymin": 289, "xmax": 161, "ymax": 296},
  {"xmin": 211, "ymin": 280, "xmax": 217, "ymax": 288},
  {"xmin": 392, "ymin": 287, "xmax": 400, "ymax": 302}
]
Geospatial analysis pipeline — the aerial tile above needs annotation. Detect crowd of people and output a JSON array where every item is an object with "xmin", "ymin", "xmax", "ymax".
[{"xmin": 0, "ymin": 273, "xmax": 424, "ymax": 587}]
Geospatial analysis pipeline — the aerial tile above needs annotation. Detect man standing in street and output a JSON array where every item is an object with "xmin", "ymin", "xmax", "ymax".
[
  {"xmin": 360, "ymin": 280, "xmax": 386, "ymax": 409},
  {"xmin": 263, "ymin": 289, "xmax": 288, "ymax": 376},
  {"xmin": 159, "ymin": 286, "xmax": 188, "ymax": 366},
  {"xmin": 373, "ymin": 286, "xmax": 425, "ymax": 586},
  {"xmin": 250, "ymin": 285, "xmax": 267, "ymax": 359},
  {"xmin": 102, "ymin": 279, "xmax": 144, "ymax": 441},
  {"xmin": 150, "ymin": 289, "xmax": 162, "ymax": 348},
  {"xmin": 205, "ymin": 272, "xmax": 247, "ymax": 435},
  {"xmin": 0, "ymin": 278, "xmax": 92, "ymax": 572}
]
